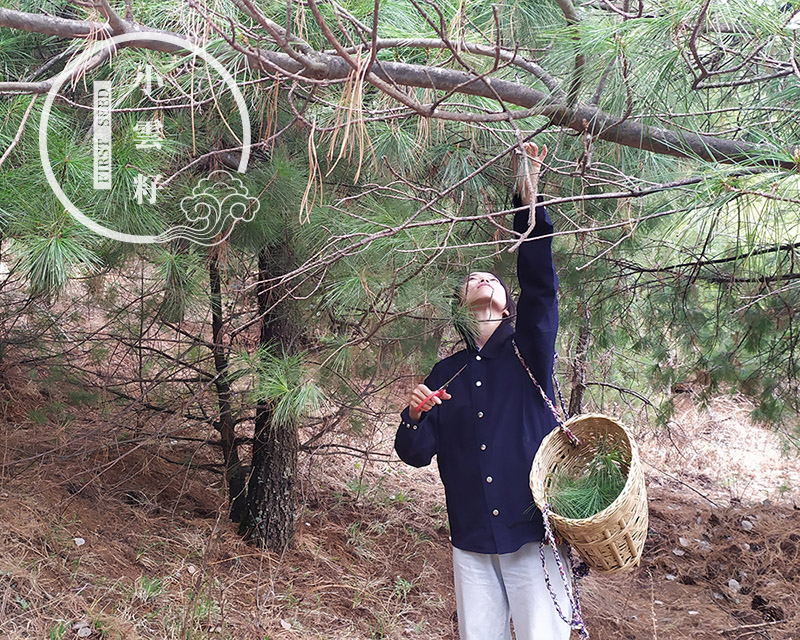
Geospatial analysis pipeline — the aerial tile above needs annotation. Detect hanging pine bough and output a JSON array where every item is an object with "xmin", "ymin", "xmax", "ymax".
[{"xmin": 546, "ymin": 436, "xmax": 629, "ymax": 520}]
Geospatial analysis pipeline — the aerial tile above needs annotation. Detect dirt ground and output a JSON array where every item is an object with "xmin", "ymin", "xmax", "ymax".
[
  {"xmin": 1, "ymin": 374, "xmax": 799, "ymax": 639},
  {"xmin": 582, "ymin": 482, "xmax": 799, "ymax": 640},
  {"xmin": 579, "ymin": 393, "xmax": 800, "ymax": 640}
]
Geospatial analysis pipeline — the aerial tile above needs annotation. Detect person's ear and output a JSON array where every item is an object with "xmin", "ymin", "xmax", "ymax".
[{"xmin": 502, "ymin": 308, "xmax": 510, "ymax": 317}]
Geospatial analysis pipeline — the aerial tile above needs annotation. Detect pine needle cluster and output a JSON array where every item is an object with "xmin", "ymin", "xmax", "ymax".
[{"xmin": 547, "ymin": 437, "xmax": 628, "ymax": 520}]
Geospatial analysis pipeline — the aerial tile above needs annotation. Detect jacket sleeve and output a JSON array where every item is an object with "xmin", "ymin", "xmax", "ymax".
[
  {"xmin": 394, "ymin": 368, "xmax": 440, "ymax": 468},
  {"xmin": 513, "ymin": 191, "xmax": 559, "ymax": 399}
]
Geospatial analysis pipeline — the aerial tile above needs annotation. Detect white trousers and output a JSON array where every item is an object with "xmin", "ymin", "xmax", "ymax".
[{"xmin": 452, "ymin": 542, "xmax": 573, "ymax": 640}]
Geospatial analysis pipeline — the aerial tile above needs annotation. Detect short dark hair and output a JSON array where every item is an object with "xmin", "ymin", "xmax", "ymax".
[{"xmin": 452, "ymin": 272, "xmax": 517, "ymax": 348}]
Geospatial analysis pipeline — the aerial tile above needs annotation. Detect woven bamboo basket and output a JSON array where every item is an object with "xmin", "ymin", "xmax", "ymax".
[{"xmin": 530, "ymin": 414, "xmax": 648, "ymax": 574}]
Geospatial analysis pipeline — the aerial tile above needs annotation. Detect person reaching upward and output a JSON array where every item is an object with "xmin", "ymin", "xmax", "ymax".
[{"xmin": 395, "ymin": 143, "xmax": 574, "ymax": 640}]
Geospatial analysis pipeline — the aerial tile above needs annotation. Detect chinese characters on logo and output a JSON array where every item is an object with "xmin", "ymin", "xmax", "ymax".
[{"xmin": 41, "ymin": 30, "xmax": 256, "ymax": 245}]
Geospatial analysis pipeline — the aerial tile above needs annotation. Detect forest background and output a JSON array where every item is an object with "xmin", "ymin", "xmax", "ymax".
[{"xmin": 1, "ymin": 0, "xmax": 799, "ymax": 638}]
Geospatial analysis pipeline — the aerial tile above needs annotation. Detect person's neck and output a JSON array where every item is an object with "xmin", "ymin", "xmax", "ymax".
[{"xmin": 470, "ymin": 305, "xmax": 504, "ymax": 350}]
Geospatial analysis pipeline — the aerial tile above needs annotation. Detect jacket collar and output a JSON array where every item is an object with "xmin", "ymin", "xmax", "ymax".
[{"xmin": 467, "ymin": 322, "xmax": 514, "ymax": 359}]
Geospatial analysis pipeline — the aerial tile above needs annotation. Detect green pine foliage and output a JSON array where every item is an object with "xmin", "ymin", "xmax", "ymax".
[
  {"xmin": 547, "ymin": 438, "xmax": 629, "ymax": 520},
  {"xmin": 233, "ymin": 345, "xmax": 325, "ymax": 429},
  {"xmin": 1, "ymin": 0, "xmax": 800, "ymax": 446}
]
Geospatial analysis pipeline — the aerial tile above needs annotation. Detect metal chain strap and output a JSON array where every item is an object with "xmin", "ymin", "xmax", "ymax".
[
  {"xmin": 511, "ymin": 339, "xmax": 581, "ymax": 446},
  {"xmin": 540, "ymin": 502, "xmax": 590, "ymax": 639}
]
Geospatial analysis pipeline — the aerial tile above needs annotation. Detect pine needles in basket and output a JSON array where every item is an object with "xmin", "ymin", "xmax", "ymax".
[{"xmin": 547, "ymin": 437, "xmax": 628, "ymax": 520}]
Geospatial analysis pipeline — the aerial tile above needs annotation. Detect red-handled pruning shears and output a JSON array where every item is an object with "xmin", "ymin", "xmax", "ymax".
[{"xmin": 414, "ymin": 363, "xmax": 468, "ymax": 412}]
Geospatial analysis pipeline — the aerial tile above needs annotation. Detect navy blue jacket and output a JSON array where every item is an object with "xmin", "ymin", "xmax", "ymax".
[{"xmin": 395, "ymin": 195, "xmax": 559, "ymax": 554}]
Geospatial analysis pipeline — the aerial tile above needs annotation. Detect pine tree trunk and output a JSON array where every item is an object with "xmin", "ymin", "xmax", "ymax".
[
  {"xmin": 0, "ymin": 233, "xmax": 7, "ymax": 390},
  {"xmin": 246, "ymin": 398, "xmax": 298, "ymax": 549},
  {"xmin": 241, "ymin": 245, "xmax": 297, "ymax": 551},
  {"xmin": 208, "ymin": 253, "xmax": 248, "ymax": 522},
  {"xmin": 568, "ymin": 305, "xmax": 591, "ymax": 417}
]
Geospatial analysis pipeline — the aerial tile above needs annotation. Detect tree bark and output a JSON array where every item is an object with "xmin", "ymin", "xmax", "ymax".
[
  {"xmin": 0, "ymin": 233, "xmax": 6, "ymax": 390},
  {"xmin": 208, "ymin": 252, "xmax": 248, "ymax": 522},
  {"xmin": 568, "ymin": 304, "xmax": 591, "ymax": 417},
  {"xmin": 240, "ymin": 244, "xmax": 297, "ymax": 551},
  {"xmin": 245, "ymin": 395, "xmax": 298, "ymax": 550}
]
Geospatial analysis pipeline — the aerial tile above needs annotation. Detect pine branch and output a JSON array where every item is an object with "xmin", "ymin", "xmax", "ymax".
[
  {"xmin": 0, "ymin": 7, "xmax": 797, "ymax": 169},
  {"xmin": 0, "ymin": 96, "xmax": 37, "ymax": 168},
  {"xmin": 89, "ymin": 0, "xmax": 128, "ymax": 34},
  {"xmin": 616, "ymin": 241, "xmax": 800, "ymax": 275},
  {"xmin": 0, "ymin": 6, "xmax": 109, "ymax": 38},
  {"xmin": 553, "ymin": 0, "xmax": 586, "ymax": 106}
]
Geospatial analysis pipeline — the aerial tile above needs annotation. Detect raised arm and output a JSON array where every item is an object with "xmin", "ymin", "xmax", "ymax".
[{"xmin": 512, "ymin": 144, "xmax": 559, "ymax": 397}]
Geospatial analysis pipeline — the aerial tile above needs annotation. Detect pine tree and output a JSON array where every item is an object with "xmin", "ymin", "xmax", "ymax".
[{"xmin": 1, "ymin": 0, "xmax": 799, "ymax": 553}]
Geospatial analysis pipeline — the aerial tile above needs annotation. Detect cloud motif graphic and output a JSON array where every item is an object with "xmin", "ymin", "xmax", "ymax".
[{"xmin": 157, "ymin": 169, "xmax": 260, "ymax": 245}]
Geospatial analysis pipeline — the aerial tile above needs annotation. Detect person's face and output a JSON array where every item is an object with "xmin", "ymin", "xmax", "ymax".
[{"xmin": 462, "ymin": 272, "xmax": 508, "ymax": 318}]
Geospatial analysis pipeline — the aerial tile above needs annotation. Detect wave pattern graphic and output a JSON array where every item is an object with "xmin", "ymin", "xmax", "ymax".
[{"xmin": 156, "ymin": 170, "xmax": 260, "ymax": 245}]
